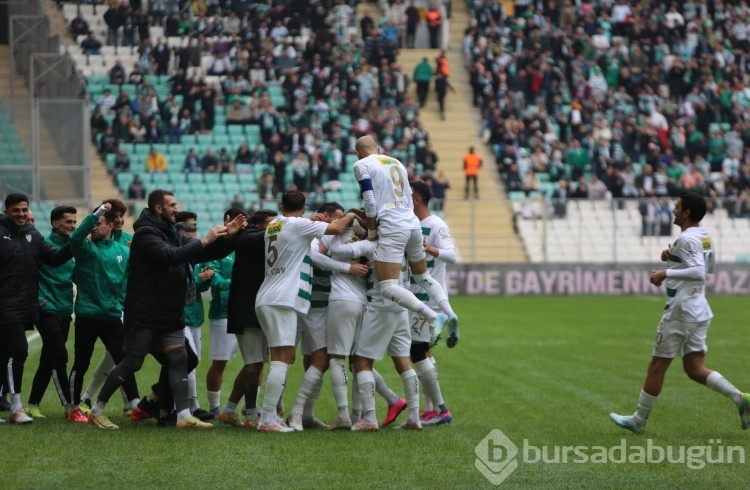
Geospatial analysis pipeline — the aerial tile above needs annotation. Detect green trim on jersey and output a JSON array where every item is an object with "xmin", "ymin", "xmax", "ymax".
[
  {"xmin": 421, "ymin": 226, "xmax": 431, "ymax": 236},
  {"xmin": 667, "ymin": 253, "xmax": 682, "ymax": 263},
  {"xmin": 415, "ymin": 292, "xmax": 429, "ymax": 301},
  {"xmin": 298, "ymin": 289, "xmax": 311, "ymax": 301},
  {"xmin": 311, "ymin": 300, "xmax": 328, "ymax": 308},
  {"xmin": 666, "ymin": 287, "xmax": 677, "ymax": 297}
]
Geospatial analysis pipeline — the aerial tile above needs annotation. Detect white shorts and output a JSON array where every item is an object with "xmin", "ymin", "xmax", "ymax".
[
  {"xmin": 652, "ymin": 319, "xmax": 710, "ymax": 358},
  {"xmin": 237, "ymin": 328, "xmax": 268, "ymax": 365},
  {"xmin": 375, "ymin": 229, "xmax": 426, "ymax": 264},
  {"xmin": 209, "ymin": 318, "xmax": 239, "ymax": 361},
  {"xmin": 355, "ymin": 307, "xmax": 411, "ymax": 361},
  {"xmin": 327, "ymin": 300, "xmax": 365, "ymax": 357},
  {"xmin": 410, "ymin": 311, "xmax": 433, "ymax": 344},
  {"xmin": 183, "ymin": 326, "xmax": 202, "ymax": 361},
  {"xmin": 256, "ymin": 305, "xmax": 298, "ymax": 348},
  {"xmin": 297, "ymin": 307, "xmax": 328, "ymax": 355}
]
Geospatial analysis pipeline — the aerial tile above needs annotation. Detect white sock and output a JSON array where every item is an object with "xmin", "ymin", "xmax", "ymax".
[
  {"xmin": 84, "ymin": 354, "xmax": 116, "ymax": 400},
  {"xmin": 224, "ymin": 401, "xmax": 238, "ymax": 414},
  {"xmin": 437, "ymin": 299, "xmax": 456, "ymax": 318},
  {"xmin": 303, "ymin": 372, "xmax": 324, "ymax": 419},
  {"xmin": 634, "ymin": 390, "xmax": 658, "ymax": 425},
  {"xmin": 357, "ymin": 370, "xmax": 376, "ymax": 424},
  {"xmin": 415, "ymin": 358, "xmax": 444, "ymax": 410},
  {"xmin": 330, "ymin": 358, "xmax": 350, "ymax": 417},
  {"xmin": 207, "ymin": 390, "xmax": 221, "ymax": 411},
  {"xmin": 373, "ymin": 369, "xmax": 400, "ymax": 405},
  {"xmin": 292, "ymin": 366, "xmax": 323, "ymax": 417},
  {"xmin": 706, "ymin": 371, "xmax": 742, "ymax": 404},
  {"xmin": 10, "ymin": 393, "xmax": 21, "ymax": 413},
  {"xmin": 176, "ymin": 408, "xmax": 191, "ymax": 421},
  {"xmin": 351, "ymin": 368, "xmax": 362, "ymax": 416},
  {"xmin": 411, "ymin": 272, "xmax": 450, "ymax": 316},
  {"xmin": 91, "ymin": 400, "xmax": 106, "ymax": 416},
  {"xmin": 379, "ymin": 279, "xmax": 438, "ymax": 321},
  {"xmin": 400, "ymin": 369, "xmax": 420, "ymax": 423},
  {"xmin": 187, "ymin": 369, "xmax": 199, "ymax": 410},
  {"xmin": 127, "ymin": 397, "xmax": 140, "ymax": 410},
  {"xmin": 261, "ymin": 361, "xmax": 288, "ymax": 425}
]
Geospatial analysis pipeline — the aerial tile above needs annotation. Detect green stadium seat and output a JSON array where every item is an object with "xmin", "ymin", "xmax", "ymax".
[
  {"xmin": 150, "ymin": 173, "xmax": 170, "ymax": 186},
  {"xmin": 508, "ymin": 191, "xmax": 526, "ymax": 201},
  {"xmin": 204, "ymin": 173, "xmax": 221, "ymax": 184}
]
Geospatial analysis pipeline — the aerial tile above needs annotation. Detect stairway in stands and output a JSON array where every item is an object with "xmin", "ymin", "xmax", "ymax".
[{"xmin": 396, "ymin": 2, "xmax": 526, "ymax": 263}]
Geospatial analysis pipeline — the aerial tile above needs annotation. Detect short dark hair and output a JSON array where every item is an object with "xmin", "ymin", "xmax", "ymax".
[
  {"xmin": 316, "ymin": 201, "xmax": 344, "ymax": 216},
  {"xmin": 249, "ymin": 209, "xmax": 278, "ymax": 226},
  {"xmin": 175, "ymin": 222, "xmax": 197, "ymax": 234},
  {"xmin": 224, "ymin": 208, "xmax": 249, "ymax": 221},
  {"xmin": 680, "ymin": 191, "xmax": 707, "ymax": 223},
  {"xmin": 281, "ymin": 190, "xmax": 306, "ymax": 212},
  {"xmin": 175, "ymin": 210, "xmax": 198, "ymax": 223},
  {"xmin": 147, "ymin": 189, "xmax": 175, "ymax": 213},
  {"xmin": 103, "ymin": 198, "xmax": 127, "ymax": 215},
  {"xmin": 4, "ymin": 193, "xmax": 29, "ymax": 209},
  {"xmin": 50, "ymin": 206, "xmax": 77, "ymax": 223},
  {"xmin": 410, "ymin": 180, "xmax": 432, "ymax": 204}
]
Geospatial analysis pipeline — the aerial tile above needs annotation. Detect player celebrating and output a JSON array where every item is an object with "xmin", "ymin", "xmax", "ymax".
[
  {"xmin": 610, "ymin": 191, "xmax": 750, "ymax": 433},
  {"xmin": 254, "ymin": 190, "xmax": 356, "ymax": 432},
  {"xmin": 352, "ymin": 135, "xmax": 458, "ymax": 347},
  {"xmin": 409, "ymin": 181, "xmax": 455, "ymax": 426}
]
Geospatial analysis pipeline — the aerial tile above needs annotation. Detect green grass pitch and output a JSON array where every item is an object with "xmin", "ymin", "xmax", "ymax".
[{"xmin": 3, "ymin": 296, "xmax": 749, "ymax": 489}]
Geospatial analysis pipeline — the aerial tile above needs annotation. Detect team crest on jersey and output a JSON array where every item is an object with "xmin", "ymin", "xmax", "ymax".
[
  {"xmin": 266, "ymin": 221, "xmax": 283, "ymax": 236},
  {"xmin": 701, "ymin": 237, "xmax": 711, "ymax": 250},
  {"xmin": 438, "ymin": 227, "xmax": 451, "ymax": 239},
  {"xmin": 25, "ymin": 233, "xmax": 31, "ymax": 243},
  {"xmin": 117, "ymin": 255, "xmax": 123, "ymax": 263}
]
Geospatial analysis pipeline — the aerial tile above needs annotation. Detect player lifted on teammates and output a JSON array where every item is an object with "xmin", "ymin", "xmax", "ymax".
[
  {"xmin": 352, "ymin": 135, "xmax": 458, "ymax": 347},
  {"xmin": 610, "ymin": 191, "xmax": 750, "ymax": 433}
]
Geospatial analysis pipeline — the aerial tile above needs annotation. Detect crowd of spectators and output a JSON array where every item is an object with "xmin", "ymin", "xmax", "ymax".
[
  {"xmin": 465, "ymin": 0, "xmax": 750, "ymax": 218},
  {"xmin": 71, "ymin": 0, "xmax": 451, "ymax": 211}
]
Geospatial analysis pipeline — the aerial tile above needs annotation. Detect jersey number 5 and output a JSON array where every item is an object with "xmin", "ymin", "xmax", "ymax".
[{"xmin": 266, "ymin": 235, "xmax": 279, "ymax": 267}]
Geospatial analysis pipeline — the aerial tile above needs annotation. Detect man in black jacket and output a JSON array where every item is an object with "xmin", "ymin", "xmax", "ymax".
[
  {"xmin": 89, "ymin": 189, "xmax": 245, "ymax": 430},
  {"xmin": 104, "ymin": 1, "xmax": 124, "ymax": 46},
  {"xmin": 217, "ymin": 209, "xmax": 278, "ymax": 428},
  {"xmin": 0, "ymin": 194, "xmax": 73, "ymax": 424}
]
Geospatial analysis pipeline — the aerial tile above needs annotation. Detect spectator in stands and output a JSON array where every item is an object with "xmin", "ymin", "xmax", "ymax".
[
  {"xmin": 81, "ymin": 32, "xmax": 103, "ymax": 55},
  {"xmin": 135, "ymin": 9, "xmax": 150, "ymax": 45},
  {"xmin": 259, "ymin": 172, "xmax": 279, "ymax": 201},
  {"xmin": 434, "ymin": 72, "xmax": 454, "ymax": 121},
  {"xmin": 218, "ymin": 148, "xmax": 233, "ymax": 173},
  {"xmin": 405, "ymin": 1, "xmax": 419, "ymax": 49},
  {"xmin": 430, "ymin": 170, "xmax": 450, "ymax": 211},
  {"xmin": 146, "ymin": 147, "xmax": 167, "ymax": 174},
  {"xmin": 99, "ymin": 128, "xmax": 119, "ymax": 155},
  {"xmin": 128, "ymin": 175, "xmax": 146, "ymax": 199},
  {"xmin": 153, "ymin": 37, "xmax": 171, "ymax": 76},
  {"xmin": 179, "ymin": 108, "xmax": 195, "ymax": 136},
  {"xmin": 90, "ymin": 108, "xmax": 109, "ymax": 144},
  {"xmin": 571, "ymin": 178, "xmax": 589, "ymax": 199},
  {"xmin": 112, "ymin": 148, "xmax": 130, "ymax": 184},
  {"xmin": 226, "ymin": 99, "xmax": 248, "ymax": 125},
  {"xmin": 109, "ymin": 60, "xmax": 127, "ymax": 85},
  {"xmin": 96, "ymin": 88, "xmax": 117, "ymax": 114},
  {"xmin": 146, "ymin": 119, "xmax": 163, "ymax": 144},
  {"xmin": 229, "ymin": 194, "xmax": 244, "ymax": 211},
  {"xmin": 201, "ymin": 148, "xmax": 219, "ymax": 173},
  {"xmin": 70, "ymin": 13, "xmax": 90, "ymax": 37},
  {"xmin": 235, "ymin": 142, "xmax": 253, "ymax": 166},
  {"xmin": 150, "ymin": 0, "xmax": 167, "ymax": 27},
  {"xmin": 589, "ymin": 175, "xmax": 609, "ymax": 200},
  {"xmin": 195, "ymin": 109, "xmax": 213, "ymax": 134},
  {"xmin": 128, "ymin": 119, "xmax": 147, "ymax": 143},
  {"xmin": 112, "ymin": 90, "xmax": 133, "ymax": 117},
  {"xmin": 413, "ymin": 58, "xmax": 433, "ymax": 108},
  {"xmin": 104, "ymin": 0, "xmax": 124, "ymax": 47},
  {"xmin": 126, "ymin": 64, "xmax": 143, "ymax": 85},
  {"xmin": 184, "ymin": 149, "xmax": 201, "ymax": 174},
  {"xmin": 122, "ymin": 5, "xmax": 136, "ymax": 47},
  {"xmin": 551, "ymin": 180, "xmax": 570, "ymax": 218},
  {"xmin": 522, "ymin": 168, "xmax": 540, "ymax": 196},
  {"xmin": 505, "ymin": 163, "xmax": 523, "ymax": 193}
]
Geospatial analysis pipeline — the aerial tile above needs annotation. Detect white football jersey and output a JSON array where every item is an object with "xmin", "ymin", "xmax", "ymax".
[
  {"xmin": 663, "ymin": 226, "xmax": 714, "ymax": 322},
  {"xmin": 352, "ymin": 154, "xmax": 420, "ymax": 234},
  {"xmin": 326, "ymin": 230, "xmax": 368, "ymax": 305},
  {"xmin": 255, "ymin": 216, "xmax": 328, "ymax": 314},
  {"xmin": 410, "ymin": 214, "xmax": 454, "ymax": 309}
]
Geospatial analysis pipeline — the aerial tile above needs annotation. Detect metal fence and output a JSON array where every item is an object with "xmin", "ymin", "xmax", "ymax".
[{"xmin": 1, "ymin": 0, "xmax": 89, "ymax": 210}]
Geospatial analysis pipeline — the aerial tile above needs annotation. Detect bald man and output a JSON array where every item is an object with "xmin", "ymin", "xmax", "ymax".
[{"xmin": 352, "ymin": 136, "xmax": 459, "ymax": 348}]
